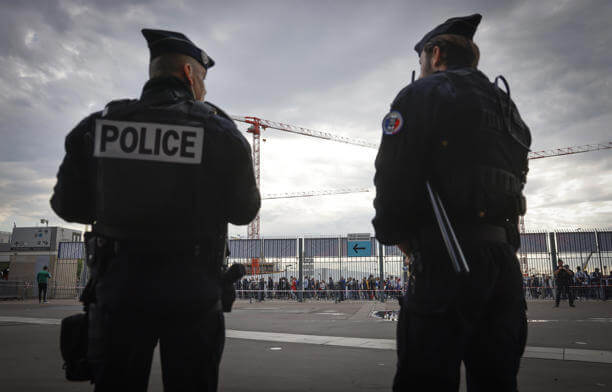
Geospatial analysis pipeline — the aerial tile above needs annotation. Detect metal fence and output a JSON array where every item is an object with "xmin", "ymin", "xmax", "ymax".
[
  {"xmin": 229, "ymin": 230, "xmax": 612, "ymax": 280},
  {"xmin": 228, "ymin": 230, "xmax": 612, "ymax": 302},
  {"xmin": 5, "ymin": 229, "xmax": 610, "ymax": 302},
  {"xmin": 0, "ymin": 280, "xmax": 83, "ymax": 300}
]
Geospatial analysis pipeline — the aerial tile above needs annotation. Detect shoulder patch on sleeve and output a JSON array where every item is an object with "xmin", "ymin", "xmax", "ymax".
[{"xmin": 382, "ymin": 111, "xmax": 403, "ymax": 135}]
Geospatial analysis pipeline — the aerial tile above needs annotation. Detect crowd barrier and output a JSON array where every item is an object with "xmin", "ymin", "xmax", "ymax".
[
  {"xmin": 0, "ymin": 280, "xmax": 27, "ymax": 299},
  {"xmin": 0, "ymin": 281, "xmax": 84, "ymax": 300},
  {"xmin": 237, "ymin": 289, "xmax": 403, "ymax": 302},
  {"xmin": 524, "ymin": 284, "xmax": 611, "ymax": 300},
  {"xmin": 0, "ymin": 284, "xmax": 608, "ymax": 302},
  {"xmin": 237, "ymin": 285, "xmax": 611, "ymax": 302}
]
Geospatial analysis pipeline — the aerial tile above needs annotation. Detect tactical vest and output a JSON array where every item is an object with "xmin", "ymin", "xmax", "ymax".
[
  {"xmin": 91, "ymin": 97, "xmax": 224, "ymax": 241},
  {"xmin": 429, "ymin": 69, "xmax": 531, "ymax": 224}
]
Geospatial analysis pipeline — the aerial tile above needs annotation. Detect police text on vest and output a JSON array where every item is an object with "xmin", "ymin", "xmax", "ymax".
[{"xmin": 94, "ymin": 120, "xmax": 204, "ymax": 164}]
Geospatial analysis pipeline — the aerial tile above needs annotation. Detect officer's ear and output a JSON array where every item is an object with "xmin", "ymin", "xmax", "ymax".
[
  {"xmin": 431, "ymin": 46, "xmax": 443, "ymax": 68},
  {"xmin": 183, "ymin": 62, "xmax": 195, "ymax": 87}
]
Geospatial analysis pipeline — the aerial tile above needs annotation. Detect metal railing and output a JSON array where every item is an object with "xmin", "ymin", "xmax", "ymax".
[
  {"xmin": 236, "ymin": 289, "xmax": 404, "ymax": 302},
  {"xmin": 0, "ymin": 281, "xmax": 84, "ymax": 300}
]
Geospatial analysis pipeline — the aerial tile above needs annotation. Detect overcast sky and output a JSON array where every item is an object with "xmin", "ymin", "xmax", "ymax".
[{"xmin": 0, "ymin": 0, "xmax": 610, "ymax": 237}]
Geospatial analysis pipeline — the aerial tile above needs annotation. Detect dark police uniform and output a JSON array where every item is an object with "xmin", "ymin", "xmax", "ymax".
[
  {"xmin": 373, "ymin": 14, "xmax": 531, "ymax": 392},
  {"xmin": 51, "ymin": 29, "xmax": 260, "ymax": 391},
  {"xmin": 555, "ymin": 264, "xmax": 575, "ymax": 307}
]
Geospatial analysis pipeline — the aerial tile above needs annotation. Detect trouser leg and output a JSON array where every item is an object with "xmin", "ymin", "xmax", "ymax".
[
  {"xmin": 90, "ymin": 308, "xmax": 157, "ymax": 392},
  {"xmin": 38, "ymin": 284, "xmax": 43, "ymax": 302},
  {"xmin": 567, "ymin": 286, "xmax": 575, "ymax": 306},
  {"xmin": 464, "ymin": 298, "xmax": 526, "ymax": 392},
  {"xmin": 393, "ymin": 301, "xmax": 462, "ymax": 391},
  {"xmin": 555, "ymin": 287, "xmax": 561, "ymax": 306},
  {"xmin": 160, "ymin": 310, "xmax": 225, "ymax": 392}
]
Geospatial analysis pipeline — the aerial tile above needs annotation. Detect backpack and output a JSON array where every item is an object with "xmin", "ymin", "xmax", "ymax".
[{"xmin": 60, "ymin": 312, "xmax": 92, "ymax": 381}]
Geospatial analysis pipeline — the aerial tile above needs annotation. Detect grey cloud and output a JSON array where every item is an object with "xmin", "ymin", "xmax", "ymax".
[{"xmin": 1, "ymin": 0, "xmax": 610, "ymax": 235}]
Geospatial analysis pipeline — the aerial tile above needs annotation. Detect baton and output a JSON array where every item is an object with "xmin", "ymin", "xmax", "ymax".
[{"xmin": 425, "ymin": 181, "xmax": 470, "ymax": 275}]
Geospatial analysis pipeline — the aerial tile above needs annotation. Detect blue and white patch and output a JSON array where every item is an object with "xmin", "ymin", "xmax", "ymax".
[{"xmin": 382, "ymin": 111, "xmax": 403, "ymax": 135}]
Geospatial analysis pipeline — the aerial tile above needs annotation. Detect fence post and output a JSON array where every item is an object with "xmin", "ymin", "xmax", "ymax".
[
  {"xmin": 378, "ymin": 241, "xmax": 384, "ymax": 303},
  {"xmin": 338, "ymin": 236, "xmax": 342, "ymax": 280},
  {"xmin": 298, "ymin": 238, "xmax": 303, "ymax": 302},
  {"xmin": 594, "ymin": 230, "xmax": 604, "ymax": 273},
  {"xmin": 549, "ymin": 232, "xmax": 557, "ymax": 272},
  {"xmin": 594, "ymin": 230, "xmax": 604, "ymax": 299}
]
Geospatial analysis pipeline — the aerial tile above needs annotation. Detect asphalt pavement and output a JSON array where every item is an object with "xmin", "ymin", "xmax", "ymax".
[{"xmin": 0, "ymin": 298, "xmax": 610, "ymax": 391}]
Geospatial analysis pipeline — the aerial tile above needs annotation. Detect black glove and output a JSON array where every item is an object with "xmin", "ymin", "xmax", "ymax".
[{"xmin": 221, "ymin": 264, "xmax": 246, "ymax": 312}]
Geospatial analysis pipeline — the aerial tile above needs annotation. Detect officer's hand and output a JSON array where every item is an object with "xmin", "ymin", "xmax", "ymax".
[
  {"xmin": 221, "ymin": 283, "xmax": 236, "ymax": 313},
  {"xmin": 398, "ymin": 240, "xmax": 412, "ymax": 256}
]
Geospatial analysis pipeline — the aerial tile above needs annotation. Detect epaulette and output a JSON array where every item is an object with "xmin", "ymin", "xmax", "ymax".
[
  {"xmin": 101, "ymin": 99, "xmax": 138, "ymax": 117},
  {"xmin": 202, "ymin": 101, "xmax": 233, "ymax": 121}
]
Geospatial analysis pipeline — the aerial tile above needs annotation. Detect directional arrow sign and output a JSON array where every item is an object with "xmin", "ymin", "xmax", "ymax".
[{"xmin": 347, "ymin": 240, "xmax": 371, "ymax": 257}]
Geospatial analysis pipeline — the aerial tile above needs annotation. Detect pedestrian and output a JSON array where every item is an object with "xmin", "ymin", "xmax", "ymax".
[
  {"xmin": 554, "ymin": 260, "xmax": 575, "ymax": 308},
  {"xmin": 591, "ymin": 268, "xmax": 603, "ymax": 300},
  {"xmin": 373, "ymin": 14, "xmax": 531, "ymax": 391},
  {"xmin": 37, "ymin": 266, "xmax": 52, "ymax": 304},
  {"xmin": 339, "ymin": 276, "xmax": 346, "ymax": 302},
  {"xmin": 258, "ymin": 277, "xmax": 265, "ymax": 302},
  {"xmin": 50, "ymin": 29, "xmax": 260, "ymax": 391},
  {"xmin": 575, "ymin": 266, "xmax": 587, "ymax": 300}
]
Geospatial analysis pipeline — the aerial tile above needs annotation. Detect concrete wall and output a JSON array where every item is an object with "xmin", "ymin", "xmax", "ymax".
[
  {"xmin": 9, "ymin": 253, "xmax": 56, "ymax": 284},
  {"xmin": 0, "ymin": 231, "xmax": 10, "ymax": 244}
]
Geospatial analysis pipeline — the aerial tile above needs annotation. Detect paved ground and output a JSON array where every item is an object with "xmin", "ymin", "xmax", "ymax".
[{"xmin": 0, "ymin": 298, "xmax": 610, "ymax": 391}]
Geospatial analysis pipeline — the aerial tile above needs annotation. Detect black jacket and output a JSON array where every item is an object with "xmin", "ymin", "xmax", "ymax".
[
  {"xmin": 51, "ymin": 77, "xmax": 260, "ymax": 240},
  {"xmin": 373, "ymin": 67, "xmax": 530, "ymax": 245}
]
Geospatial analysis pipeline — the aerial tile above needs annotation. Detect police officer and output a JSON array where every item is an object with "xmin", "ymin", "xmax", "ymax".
[
  {"xmin": 51, "ymin": 29, "xmax": 260, "ymax": 391},
  {"xmin": 373, "ymin": 14, "xmax": 531, "ymax": 391},
  {"xmin": 554, "ymin": 260, "xmax": 575, "ymax": 307}
]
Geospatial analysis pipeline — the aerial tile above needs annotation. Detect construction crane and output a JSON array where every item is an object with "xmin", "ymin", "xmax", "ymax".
[
  {"xmin": 528, "ymin": 142, "xmax": 611, "ymax": 160},
  {"xmin": 263, "ymin": 187, "xmax": 370, "ymax": 200},
  {"xmin": 232, "ymin": 114, "xmax": 611, "ymax": 238},
  {"xmin": 233, "ymin": 115, "xmax": 377, "ymax": 238}
]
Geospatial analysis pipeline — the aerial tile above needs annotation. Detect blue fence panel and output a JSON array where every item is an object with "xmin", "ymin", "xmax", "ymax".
[
  {"xmin": 597, "ymin": 231, "xmax": 612, "ymax": 251},
  {"xmin": 384, "ymin": 244, "xmax": 403, "ymax": 257},
  {"xmin": 263, "ymin": 238, "xmax": 297, "ymax": 258},
  {"xmin": 57, "ymin": 242, "xmax": 85, "ymax": 259},
  {"xmin": 228, "ymin": 239, "xmax": 261, "ymax": 259},
  {"xmin": 520, "ymin": 233, "xmax": 548, "ymax": 253},
  {"xmin": 556, "ymin": 232, "xmax": 597, "ymax": 253},
  {"xmin": 305, "ymin": 238, "xmax": 339, "ymax": 258}
]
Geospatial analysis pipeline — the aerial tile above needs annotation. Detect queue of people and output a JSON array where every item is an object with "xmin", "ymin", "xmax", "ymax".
[
  {"xmin": 235, "ymin": 274, "xmax": 405, "ymax": 301},
  {"xmin": 523, "ymin": 262, "xmax": 611, "ymax": 301}
]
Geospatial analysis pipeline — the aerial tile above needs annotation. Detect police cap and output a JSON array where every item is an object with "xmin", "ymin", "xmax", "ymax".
[
  {"xmin": 414, "ymin": 13, "xmax": 482, "ymax": 55},
  {"xmin": 142, "ymin": 28, "xmax": 215, "ymax": 69}
]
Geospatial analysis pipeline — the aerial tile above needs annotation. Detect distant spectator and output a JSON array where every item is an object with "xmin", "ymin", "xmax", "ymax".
[
  {"xmin": 591, "ymin": 268, "xmax": 603, "ymax": 300},
  {"xmin": 575, "ymin": 266, "xmax": 587, "ymax": 299},
  {"xmin": 554, "ymin": 260, "xmax": 575, "ymax": 308},
  {"xmin": 36, "ymin": 266, "xmax": 52, "ymax": 304}
]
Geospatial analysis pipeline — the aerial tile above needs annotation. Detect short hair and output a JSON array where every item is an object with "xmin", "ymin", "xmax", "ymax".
[
  {"xmin": 149, "ymin": 53, "xmax": 203, "ymax": 79},
  {"xmin": 423, "ymin": 33, "xmax": 480, "ymax": 68},
  {"xmin": 43, "ymin": 266, "xmax": 48, "ymax": 270}
]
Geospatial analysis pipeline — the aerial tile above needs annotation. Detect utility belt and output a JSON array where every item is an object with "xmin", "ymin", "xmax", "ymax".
[
  {"xmin": 410, "ymin": 223, "xmax": 510, "ymax": 251},
  {"xmin": 89, "ymin": 222, "xmax": 227, "ymax": 258},
  {"xmin": 94, "ymin": 222, "xmax": 221, "ymax": 245}
]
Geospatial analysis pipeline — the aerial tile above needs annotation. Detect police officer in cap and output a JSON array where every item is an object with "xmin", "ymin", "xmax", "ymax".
[
  {"xmin": 373, "ymin": 14, "xmax": 531, "ymax": 391},
  {"xmin": 51, "ymin": 29, "xmax": 260, "ymax": 391}
]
